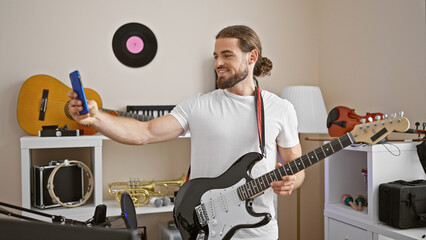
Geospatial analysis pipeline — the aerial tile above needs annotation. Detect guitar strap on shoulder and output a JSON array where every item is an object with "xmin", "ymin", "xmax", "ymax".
[{"xmin": 255, "ymin": 87, "xmax": 266, "ymax": 158}]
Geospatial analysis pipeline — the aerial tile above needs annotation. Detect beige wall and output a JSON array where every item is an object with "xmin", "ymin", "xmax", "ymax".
[
  {"xmin": 0, "ymin": 0, "xmax": 319, "ymax": 238},
  {"xmin": 0, "ymin": 0, "xmax": 318, "ymax": 201},
  {"xmin": 319, "ymin": 0, "xmax": 426, "ymax": 122},
  {"xmin": 0, "ymin": 0, "xmax": 424, "ymax": 239}
]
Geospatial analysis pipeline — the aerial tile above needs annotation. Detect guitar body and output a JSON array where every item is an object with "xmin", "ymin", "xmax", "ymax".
[
  {"xmin": 173, "ymin": 152, "xmax": 271, "ymax": 240},
  {"xmin": 17, "ymin": 74, "xmax": 102, "ymax": 136}
]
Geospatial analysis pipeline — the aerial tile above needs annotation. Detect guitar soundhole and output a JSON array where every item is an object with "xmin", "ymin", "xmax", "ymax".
[{"xmin": 64, "ymin": 101, "xmax": 74, "ymax": 120}]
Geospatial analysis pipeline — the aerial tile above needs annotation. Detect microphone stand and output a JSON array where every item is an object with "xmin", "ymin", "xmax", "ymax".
[
  {"xmin": 0, "ymin": 201, "xmax": 87, "ymax": 226},
  {"xmin": 93, "ymin": 215, "xmax": 124, "ymax": 227},
  {"xmin": 1, "ymin": 192, "xmax": 138, "ymax": 230}
]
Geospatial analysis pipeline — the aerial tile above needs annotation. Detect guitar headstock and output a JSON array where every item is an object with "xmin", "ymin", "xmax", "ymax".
[{"xmin": 350, "ymin": 112, "xmax": 410, "ymax": 145}]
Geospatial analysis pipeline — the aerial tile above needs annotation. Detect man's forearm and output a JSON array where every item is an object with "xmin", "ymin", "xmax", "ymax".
[{"xmin": 91, "ymin": 110, "xmax": 149, "ymax": 145}]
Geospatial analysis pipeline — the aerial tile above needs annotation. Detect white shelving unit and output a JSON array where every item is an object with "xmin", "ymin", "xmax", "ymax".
[
  {"xmin": 20, "ymin": 133, "xmax": 189, "ymax": 222},
  {"xmin": 324, "ymin": 142, "xmax": 426, "ymax": 240}
]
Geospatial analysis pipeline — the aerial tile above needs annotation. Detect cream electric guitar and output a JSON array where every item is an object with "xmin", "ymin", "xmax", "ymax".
[{"xmin": 173, "ymin": 114, "xmax": 410, "ymax": 240}]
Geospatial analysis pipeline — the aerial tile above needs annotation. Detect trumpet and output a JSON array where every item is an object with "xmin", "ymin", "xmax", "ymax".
[{"xmin": 108, "ymin": 174, "xmax": 186, "ymax": 207}]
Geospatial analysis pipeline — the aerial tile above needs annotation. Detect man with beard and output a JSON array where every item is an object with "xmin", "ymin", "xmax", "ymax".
[{"xmin": 67, "ymin": 25, "xmax": 304, "ymax": 240}]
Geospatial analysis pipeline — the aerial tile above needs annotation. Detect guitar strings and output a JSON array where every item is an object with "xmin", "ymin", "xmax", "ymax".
[
  {"xmin": 241, "ymin": 138, "xmax": 348, "ymax": 201},
  {"xmin": 204, "ymin": 137, "xmax": 354, "ymax": 215},
  {"xmin": 46, "ymin": 99, "xmax": 67, "ymax": 104}
]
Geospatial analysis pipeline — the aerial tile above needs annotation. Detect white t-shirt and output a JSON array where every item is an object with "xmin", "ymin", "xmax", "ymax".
[{"xmin": 171, "ymin": 89, "xmax": 299, "ymax": 240}]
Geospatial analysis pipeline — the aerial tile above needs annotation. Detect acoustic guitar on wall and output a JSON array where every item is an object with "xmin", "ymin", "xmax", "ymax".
[{"xmin": 17, "ymin": 74, "xmax": 153, "ymax": 136}]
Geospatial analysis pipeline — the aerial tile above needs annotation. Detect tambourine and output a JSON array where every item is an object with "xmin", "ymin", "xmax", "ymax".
[{"xmin": 47, "ymin": 160, "xmax": 94, "ymax": 208}]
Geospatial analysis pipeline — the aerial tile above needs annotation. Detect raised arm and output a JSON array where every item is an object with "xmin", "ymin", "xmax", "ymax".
[{"xmin": 67, "ymin": 91, "xmax": 184, "ymax": 145}]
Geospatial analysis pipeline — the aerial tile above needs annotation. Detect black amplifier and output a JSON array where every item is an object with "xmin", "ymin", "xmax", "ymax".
[
  {"xmin": 33, "ymin": 160, "xmax": 84, "ymax": 209},
  {"xmin": 379, "ymin": 179, "xmax": 426, "ymax": 228}
]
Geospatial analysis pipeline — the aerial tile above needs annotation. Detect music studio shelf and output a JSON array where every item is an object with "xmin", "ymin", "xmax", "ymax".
[
  {"xmin": 324, "ymin": 142, "xmax": 426, "ymax": 240},
  {"xmin": 20, "ymin": 133, "xmax": 190, "ymax": 222}
]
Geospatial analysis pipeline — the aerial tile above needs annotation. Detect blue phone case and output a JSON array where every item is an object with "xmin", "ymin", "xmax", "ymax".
[{"xmin": 69, "ymin": 70, "xmax": 89, "ymax": 114}]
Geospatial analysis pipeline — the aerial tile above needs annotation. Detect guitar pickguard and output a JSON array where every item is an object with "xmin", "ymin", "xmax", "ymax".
[{"xmin": 197, "ymin": 179, "xmax": 264, "ymax": 239}]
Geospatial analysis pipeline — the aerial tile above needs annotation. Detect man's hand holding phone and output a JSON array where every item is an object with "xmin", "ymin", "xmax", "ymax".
[{"xmin": 67, "ymin": 70, "xmax": 99, "ymax": 126}]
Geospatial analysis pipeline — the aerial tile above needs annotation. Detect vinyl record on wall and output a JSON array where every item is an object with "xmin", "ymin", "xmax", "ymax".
[{"xmin": 112, "ymin": 22, "xmax": 158, "ymax": 68}]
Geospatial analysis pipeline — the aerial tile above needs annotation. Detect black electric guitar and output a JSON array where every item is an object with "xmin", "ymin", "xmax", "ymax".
[{"xmin": 173, "ymin": 114, "xmax": 410, "ymax": 240}]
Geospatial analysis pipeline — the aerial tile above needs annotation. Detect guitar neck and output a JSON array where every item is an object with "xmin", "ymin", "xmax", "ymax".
[
  {"xmin": 101, "ymin": 108, "xmax": 154, "ymax": 122},
  {"xmin": 237, "ymin": 132, "xmax": 355, "ymax": 200}
]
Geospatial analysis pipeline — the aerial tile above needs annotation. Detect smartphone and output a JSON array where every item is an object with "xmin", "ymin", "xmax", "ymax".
[{"xmin": 69, "ymin": 70, "xmax": 89, "ymax": 114}]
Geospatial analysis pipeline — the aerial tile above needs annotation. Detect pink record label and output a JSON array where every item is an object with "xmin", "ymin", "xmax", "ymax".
[{"xmin": 126, "ymin": 36, "xmax": 144, "ymax": 54}]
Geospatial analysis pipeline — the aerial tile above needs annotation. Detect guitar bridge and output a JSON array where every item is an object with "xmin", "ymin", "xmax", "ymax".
[
  {"xmin": 195, "ymin": 204, "xmax": 209, "ymax": 227},
  {"xmin": 39, "ymin": 89, "xmax": 49, "ymax": 121}
]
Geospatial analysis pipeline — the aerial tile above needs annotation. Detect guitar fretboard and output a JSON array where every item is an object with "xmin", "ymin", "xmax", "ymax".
[{"xmin": 237, "ymin": 132, "xmax": 355, "ymax": 201}]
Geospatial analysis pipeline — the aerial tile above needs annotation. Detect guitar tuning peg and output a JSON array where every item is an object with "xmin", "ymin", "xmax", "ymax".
[
  {"xmin": 383, "ymin": 114, "xmax": 388, "ymax": 119},
  {"xmin": 415, "ymin": 122, "xmax": 420, "ymax": 137},
  {"xmin": 398, "ymin": 111, "xmax": 404, "ymax": 117},
  {"xmin": 360, "ymin": 118, "xmax": 366, "ymax": 124},
  {"xmin": 390, "ymin": 113, "xmax": 397, "ymax": 118},
  {"xmin": 368, "ymin": 117, "xmax": 373, "ymax": 122},
  {"xmin": 375, "ymin": 116, "xmax": 381, "ymax": 121}
]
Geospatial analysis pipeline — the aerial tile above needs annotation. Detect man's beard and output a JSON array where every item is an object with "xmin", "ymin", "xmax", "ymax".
[{"xmin": 216, "ymin": 64, "xmax": 249, "ymax": 89}]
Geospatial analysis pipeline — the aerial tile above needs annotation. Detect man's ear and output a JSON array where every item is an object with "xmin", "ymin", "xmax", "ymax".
[{"xmin": 249, "ymin": 49, "xmax": 259, "ymax": 65}]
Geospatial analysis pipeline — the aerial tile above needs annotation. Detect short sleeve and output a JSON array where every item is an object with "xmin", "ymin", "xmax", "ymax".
[
  {"xmin": 170, "ymin": 93, "xmax": 201, "ymax": 132},
  {"xmin": 276, "ymin": 102, "xmax": 300, "ymax": 148}
]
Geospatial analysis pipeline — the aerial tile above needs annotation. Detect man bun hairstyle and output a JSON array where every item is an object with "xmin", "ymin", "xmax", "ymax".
[{"xmin": 216, "ymin": 25, "xmax": 273, "ymax": 77}]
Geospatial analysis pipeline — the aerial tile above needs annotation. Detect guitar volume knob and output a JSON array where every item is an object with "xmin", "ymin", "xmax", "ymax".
[{"xmin": 211, "ymin": 219, "xmax": 218, "ymax": 226}]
